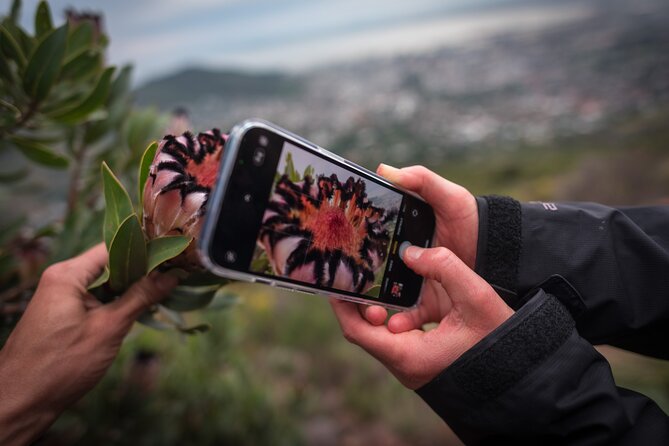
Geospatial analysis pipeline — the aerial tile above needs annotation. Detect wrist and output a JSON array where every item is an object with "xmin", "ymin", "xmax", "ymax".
[
  {"xmin": 0, "ymin": 349, "xmax": 60, "ymax": 445},
  {"xmin": 421, "ymin": 291, "xmax": 574, "ymax": 398}
]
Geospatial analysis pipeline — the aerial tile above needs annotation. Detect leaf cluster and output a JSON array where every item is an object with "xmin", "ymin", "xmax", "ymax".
[
  {"xmin": 92, "ymin": 148, "xmax": 235, "ymax": 334},
  {"xmin": 0, "ymin": 1, "xmax": 220, "ymax": 341}
]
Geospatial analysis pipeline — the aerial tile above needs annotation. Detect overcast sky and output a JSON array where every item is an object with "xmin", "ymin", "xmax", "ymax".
[{"xmin": 15, "ymin": 0, "xmax": 589, "ymax": 84}]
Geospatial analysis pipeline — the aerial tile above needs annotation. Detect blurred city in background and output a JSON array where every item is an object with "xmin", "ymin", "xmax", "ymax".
[{"xmin": 4, "ymin": 0, "xmax": 669, "ymax": 444}]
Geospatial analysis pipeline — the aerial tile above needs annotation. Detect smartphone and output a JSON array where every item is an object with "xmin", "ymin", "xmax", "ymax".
[{"xmin": 198, "ymin": 119, "xmax": 435, "ymax": 310}]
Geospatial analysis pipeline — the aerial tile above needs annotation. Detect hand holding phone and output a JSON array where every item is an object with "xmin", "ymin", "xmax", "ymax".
[
  {"xmin": 330, "ymin": 242, "xmax": 514, "ymax": 389},
  {"xmin": 330, "ymin": 164, "xmax": 513, "ymax": 389},
  {"xmin": 199, "ymin": 120, "xmax": 436, "ymax": 310}
]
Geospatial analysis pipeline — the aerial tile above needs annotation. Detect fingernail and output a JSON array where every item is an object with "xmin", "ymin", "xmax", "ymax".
[
  {"xmin": 152, "ymin": 273, "xmax": 178, "ymax": 293},
  {"xmin": 398, "ymin": 241, "xmax": 411, "ymax": 261},
  {"xmin": 403, "ymin": 245, "xmax": 422, "ymax": 262},
  {"xmin": 378, "ymin": 163, "xmax": 399, "ymax": 174}
]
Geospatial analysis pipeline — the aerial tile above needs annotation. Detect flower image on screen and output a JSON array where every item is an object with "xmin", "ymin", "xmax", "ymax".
[{"xmin": 250, "ymin": 142, "xmax": 402, "ymax": 298}]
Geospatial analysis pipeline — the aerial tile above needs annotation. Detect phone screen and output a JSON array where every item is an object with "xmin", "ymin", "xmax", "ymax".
[{"xmin": 206, "ymin": 125, "xmax": 435, "ymax": 308}]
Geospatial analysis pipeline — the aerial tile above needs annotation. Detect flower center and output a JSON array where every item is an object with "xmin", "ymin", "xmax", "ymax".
[
  {"xmin": 306, "ymin": 205, "xmax": 361, "ymax": 255},
  {"xmin": 186, "ymin": 152, "xmax": 221, "ymax": 189}
]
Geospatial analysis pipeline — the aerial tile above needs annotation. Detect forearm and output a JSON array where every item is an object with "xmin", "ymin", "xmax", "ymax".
[
  {"xmin": 0, "ymin": 350, "xmax": 59, "ymax": 446},
  {"xmin": 416, "ymin": 291, "xmax": 669, "ymax": 444},
  {"xmin": 475, "ymin": 196, "xmax": 669, "ymax": 354}
]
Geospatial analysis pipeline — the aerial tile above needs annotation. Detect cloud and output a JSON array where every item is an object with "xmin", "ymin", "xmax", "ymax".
[
  {"xmin": 203, "ymin": 4, "xmax": 592, "ymax": 71},
  {"xmin": 14, "ymin": 0, "xmax": 590, "ymax": 84}
]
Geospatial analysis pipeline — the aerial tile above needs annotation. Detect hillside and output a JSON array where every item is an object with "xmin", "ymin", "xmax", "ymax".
[
  {"xmin": 135, "ymin": 68, "xmax": 301, "ymax": 109},
  {"xmin": 132, "ymin": 0, "xmax": 669, "ymax": 169}
]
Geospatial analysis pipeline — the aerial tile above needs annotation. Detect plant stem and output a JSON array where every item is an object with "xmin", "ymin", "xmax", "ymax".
[
  {"xmin": 0, "ymin": 100, "xmax": 38, "ymax": 138},
  {"xmin": 65, "ymin": 130, "xmax": 86, "ymax": 218},
  {"xmin": 14, "ymin": 100, "xmax": 38, "ymax": 128}
]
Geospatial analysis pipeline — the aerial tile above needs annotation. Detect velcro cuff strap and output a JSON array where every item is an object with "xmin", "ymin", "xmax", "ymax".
[
  {"xmin": 477, "ymin": 195, "xmax": 522, "ymax": 308},
  {"xmin": 417, "ymin": 290, "xmax": 574, "ymax": 403}
]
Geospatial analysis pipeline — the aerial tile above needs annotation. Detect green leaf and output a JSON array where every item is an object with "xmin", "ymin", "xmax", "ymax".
[
  {"xmin": 9, "ymin": 135, "xmax": 68, "ymax": 168},
  {"xmin": 137, "ymin": 310, "xmax": 171, "ymax": 330},
  {"xmin": 0, "ymin": 25, "xmax": 26, "ymax": 67},
  {"xmin": 157, "ymin": 305, "xmax": 185, "ymax": 325},
  {"xmin": 10, "ymin": 0, "xmax": 21, "ymax": 23},
  {"xmin": 109, "ymin": 65, "xmax": 133, "ymax": 104},
  {"xmin": 87, "ymin": 266, "xmax": 109, "ymax": 290},
  {"xmin": 48, "ymin": 206, "xmax": 81, "ymax": 263},
  {"xmin": 178, "ymin": 323, "xmax": 211, "ymax": 335},
  {"xmin": 366, "ymin": 284, "xmax": 381, "ymax": 294},
  {"xmin": 0, "ymin": 168, "xmax": 28, "ymax": 183},
  {"xmin": 0, "ymin": 98, "xmax": 21, "ymax": 117},
  {"xmin": 33, "ymin": 224, "xmax": 58, "ymax": 239},
  {"xmin": 303, "ymin": 165, "xmax": 314, "ymax": 179},
  {"xmin": 251, "ymin": 255, "xmax": 269, "ymax": 274},
  {"xmin": 161, "ymin": 285, "xmax": 219, "ymax": 312},
  {"xmin": 285, "ymin": 151, "xmax": 300, "ymax": 182},
  {"xmin": 65, "ymin": 22, "xmax": 93, "ymax": 60},
  {"xmin": 14, "ymin": 22, "xmax": 33, "ymax": 56},
  {"xmin": 108, "ymin": 214, "xmax": 147, "ymax": 292},
  {"xmin": 101, "ymin": 161, "xmax": 134, "ymax": 249},
  {"xmin": 23, "ymin": 24, "xmax": 68, "ymax": 101},
  {"xmin": 59, "ymin": 50, "xmax": 101, "ymax": 81},
  {"xmin": 48, "ymin": 66, "xmax": 115, "ymax": 124},
  {"xmin": 82, "ymin": 116, "xmax": 111, "ymax": 146},
  {"xmin": 0, "ymin": 50, "xmax": 13, "ymax": 82},
  {"xmin": 146, "ymin": 236, "xmax": 191, "ymax": 273},
  {"xmin": 138, "ymin": 141, "xmax": 158, "ymax": 205},
  {"xmin": 208, "ymin": 287, "xmax": 240, "ymax": 311},
  {"xmin": 34, "ymin": 1, "xmax": 53, "ymax": 38}
]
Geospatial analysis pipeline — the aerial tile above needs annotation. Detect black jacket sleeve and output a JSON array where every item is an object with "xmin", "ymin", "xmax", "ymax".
[
  {"xmin": 475, "ymin": 196, "xmax": 669, "ymax": 358},
  {"xmin": 416, "ymin": 290, "xmax": 669, "ymax": 445},
  {"xmin": 414, "ymin": 196, "xmax": 669, "ymax": 444}
]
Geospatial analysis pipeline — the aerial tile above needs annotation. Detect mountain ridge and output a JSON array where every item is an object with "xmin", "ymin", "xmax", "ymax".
[{"xmin": 134, "ymin": 67, "xmax": 301, "ymax": 109}]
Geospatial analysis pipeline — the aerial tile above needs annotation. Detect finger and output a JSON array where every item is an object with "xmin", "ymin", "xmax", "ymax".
[
  {"xmin": 82, "ymin": 293, "xmax": 104, "ymax": 310},
  {"xmin": 362, "ymin": 305, "xmax": 387, "ymax": 326},
  {"xmin": 329, "ymin": 299, "xmax": 398, "ymax": 360},
  {"xmin": 388, "ymin": 308, "xmax": 428, "ymax": 333},
  {"xmin": 401, "ymin": 246, "xmax": 489, "ymax": 307},
  {"xmin": 105, "ymin": 273, "xmax": 178, "ymax": 322},
  {"xmin": 387, "ymin": 280, "xmax": 450, "ymax": 333},
  {"xmin": 377, "ymin": 164, "xmax": 470, "ymax": 215},
  {"xmin": 59, "ymin": 243, "xmax": 108, "ymax": 287}
]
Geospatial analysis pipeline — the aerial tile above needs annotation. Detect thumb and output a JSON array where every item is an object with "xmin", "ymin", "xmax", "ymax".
[
  {"xmin": 401, "ymin": 245, "xmax": 490, "ymax": 308},
  {"xmin": 377, "ymin": 164, "xmax": 471, "ymax": 216},
  {"xmin": 106, "ymin": 273, "xmax": 178, "ymax": 322}
]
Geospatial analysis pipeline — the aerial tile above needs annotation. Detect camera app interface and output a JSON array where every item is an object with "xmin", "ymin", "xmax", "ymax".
[
  {"xmin": 211, "ymin": 127, "xmax": 434, "ymax": 307},
  {"xmin": 251, "ymin": 142, "xmax": 401, "ymax": 297}
]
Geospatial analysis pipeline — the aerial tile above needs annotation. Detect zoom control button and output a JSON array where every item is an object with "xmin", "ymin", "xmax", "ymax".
[
  {"xmin": 224, "ymin": 250, "xmax": 237, "ymax": 263},
  {"xmin": 252, "ymin": 147, "xmax": 266, "ymax": 166}
]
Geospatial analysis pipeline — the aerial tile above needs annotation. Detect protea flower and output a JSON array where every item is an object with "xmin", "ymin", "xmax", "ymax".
[
  {"xmin": 260, "ymin": 173, "xmax": 398, "ymax": 293},
  {"xmin": 143, "ymin": 129, "xmax": 226, "ymax": 267}
]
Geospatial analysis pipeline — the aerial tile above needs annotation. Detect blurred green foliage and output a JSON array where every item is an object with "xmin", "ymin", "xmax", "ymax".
[
  {"xmin": 0, "ymin": 0, "xmax": 167, "ymax": 343},
  {"xmin": 44, "ymin": 284, "xmax": 453, "ymax": 445},
  {"xmin": 436, "ymin": 108, "xmax": 669, "ymax": 204},
  {"xmin": 47, "ymin": 300, "xmax": 302, "ymax": 445}
]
